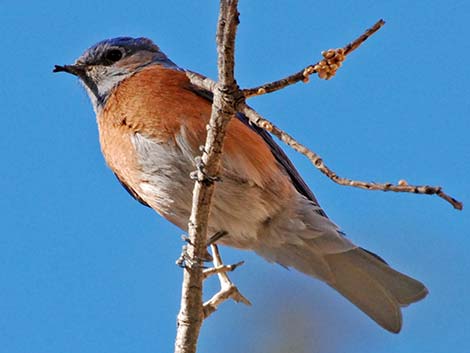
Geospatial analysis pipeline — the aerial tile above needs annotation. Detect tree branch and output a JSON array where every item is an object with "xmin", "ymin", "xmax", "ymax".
[
  {"xmin": 203, "ymin": 260, "xmax": 245, "ymax": 280},
  {"xmin": 176, "ymin": 8, "xmax": 462, "ymax": 353},
  {"xmin": 185, "ymin": 19, "xmax": 462, "ymax": 211},
  {"xmin": 240, "ymin": 105, "xmax": 463, "ymax": 210},
  {"xmin": 174, "ymin": 2, "xmax": 240, "ymax": 353},
  {"xmin": 203, "ymin": 245, "xmax": 251, "ymax": 319},
  {"xmin": 243, "ymin": 19, "xmax": 385, "ymax": 98}
]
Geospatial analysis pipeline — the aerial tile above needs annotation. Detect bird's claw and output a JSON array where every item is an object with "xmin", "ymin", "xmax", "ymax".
[
  {"xmin": 176, "ymin": 244, "xmax": 203, "ymax": 268},
  {"xmin": 176, "ymin": 236, "xmax": 213, "ymax": 268},
  {"xmin": 190, "ymin": 156, "xmax": 221, "ymax": 184}
]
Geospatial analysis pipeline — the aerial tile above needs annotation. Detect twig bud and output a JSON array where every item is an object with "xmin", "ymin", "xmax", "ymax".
[{"xmin": 260, "ymin": 120, "xmax": 273, "ymax": 132}]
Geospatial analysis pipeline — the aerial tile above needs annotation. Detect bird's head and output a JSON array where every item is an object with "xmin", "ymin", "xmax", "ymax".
[{"xmin": 54, "ymin": 37, "xmax": 176, "ymax": 112}]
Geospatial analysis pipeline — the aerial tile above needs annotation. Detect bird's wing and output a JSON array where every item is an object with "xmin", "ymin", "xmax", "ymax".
[
  {"xmin": 114, "ymin": 172, "xmax": 151, "ymax": 208},
  {"xmin": 185, "ymin": 77, "xmax": 328, "ymax": 218}
]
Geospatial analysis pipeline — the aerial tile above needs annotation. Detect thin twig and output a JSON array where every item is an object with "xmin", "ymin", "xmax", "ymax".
[
  {"xmin": 187, "ymin": 52, "xmax": 463, "ymax": 212},
  {"xmin": 240, "ymin": 105, "xmax": 463, "ymax": 210},
  {"xmin": 174, "ymin": 6, "xmax": 463, "ymax": 352},
  {"xmin": 343, "ymin": 19, "xmax": 385, "ymax": 56},
  {"xmin": 203, "ymin": 260, "xmax": 245, "ymax": 279},
  {"xmin": 186, "ymin": 70, "xmax": 463, "ymax": 211},
  {"xmin": 174, "ymin": 2, "xmax": 240, "ymax": 353},
  {"xmin": 187, "ymin": 70, "xmax": 217, "ymax": 94},
  {"xmin": 203, "ymin": 245, "xmax": 251, "ymax": 318},
  {"xmin": 243, "ymin": 19, "xmax": 385, "ymax": 98}
]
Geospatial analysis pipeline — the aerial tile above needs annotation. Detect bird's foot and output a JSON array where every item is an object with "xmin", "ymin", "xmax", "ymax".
[
  {"xmin": 176, "ymin": 235, "xmax": 213, "ymax": 268},
  {"xmin": 189, "ymin": 156, "xmax": 221, "ymax": 184}
]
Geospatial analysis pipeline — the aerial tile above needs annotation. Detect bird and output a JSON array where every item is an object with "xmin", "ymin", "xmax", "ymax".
[{"xmin": 54, "ymin": 36, "xmax": 428, "ymax": 333}]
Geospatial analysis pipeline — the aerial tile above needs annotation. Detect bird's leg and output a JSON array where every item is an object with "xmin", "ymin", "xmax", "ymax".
[
  {"xmin": 207, "ymin": 230, "xmax": 228, "ymax": 246},
  {"xmin": 175, "ymin": 234, "xmax": 213, "ymax": 268}
]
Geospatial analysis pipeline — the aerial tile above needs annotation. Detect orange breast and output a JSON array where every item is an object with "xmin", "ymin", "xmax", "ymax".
[{"xmin": 97, "ymin": 65, "xmax": 292, "ymax": 198}]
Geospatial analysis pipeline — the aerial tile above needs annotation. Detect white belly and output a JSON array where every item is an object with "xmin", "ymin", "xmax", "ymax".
[{"xmin": 131, "ymin": 132, "xmax": 286, "ymax": 249}]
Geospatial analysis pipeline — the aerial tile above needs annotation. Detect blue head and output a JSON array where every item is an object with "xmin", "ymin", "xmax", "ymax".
[{"xmin": 54, "ymin": 37, "xmax": 177, "ymax": 112}]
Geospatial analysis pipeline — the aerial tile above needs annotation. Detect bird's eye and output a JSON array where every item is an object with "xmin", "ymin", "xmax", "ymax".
[{"xmin": 104, "ymin": 49, "xmax": 123, "ymax": 63}]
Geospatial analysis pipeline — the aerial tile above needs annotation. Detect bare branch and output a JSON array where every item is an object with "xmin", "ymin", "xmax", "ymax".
[
  {"xmin": 177, "ymin": 9, "xmax": 462, "ymax": 353},
  {"xmin": 203, "ymin": 260, "xmax": 245, "ymax": 280},
  {"xmin": 243, "ymin": 19, "xmax": 385, "ymax": 98},
  {"xmin": 186, "ymin": 70, "xmax": 217, "ymax": 94},
  {"xmin": 343, "ymin": 19, "xmax": 386, "ymax": 56},
  {"xmin": 203, "ymin": 245, "xmax": 251, "ymax": 318},
  {"xmin": 186, "ymin": 68, "xmax": 463, "ymax": 211},
  {"xmin": 240, "ymin": 105, "xmax": 463, "ymax": 210},
  {"xmin": 174, "ymin": 2, "xmax": 240, "ymax": 353}
]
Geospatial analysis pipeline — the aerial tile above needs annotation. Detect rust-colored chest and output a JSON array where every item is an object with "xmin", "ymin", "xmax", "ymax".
[
  {"xmin": 95, "ymin": 64, "xmax": 291, "ymax": 208},
  {"xmin": 96, "ymin": 65, "xmax": 210, "ymax": 182}
]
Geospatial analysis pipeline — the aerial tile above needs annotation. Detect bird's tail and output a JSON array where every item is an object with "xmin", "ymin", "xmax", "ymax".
[
  {"xmin": 257, "ymin": 244, "xmax": 428, "ymax": 333},
  {"xmin": 324, "ymin": 248, "xmax": 428, "ymax": 333}
]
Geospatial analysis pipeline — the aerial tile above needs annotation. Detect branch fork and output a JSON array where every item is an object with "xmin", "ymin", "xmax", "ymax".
[
  {"xmin": 175, "ymin": 2, "xmax": 244, "ymax": 353},
  {"xmin": 175, "ymin": 5, "xmax": 463, "ymax": 353},
  {"xmin": 186, "ymin": 18, "xmax": 463, "ymax": 210},
  {"xmin": 203, "ymin": 245, "xmax": 251, "ymax": 319}
]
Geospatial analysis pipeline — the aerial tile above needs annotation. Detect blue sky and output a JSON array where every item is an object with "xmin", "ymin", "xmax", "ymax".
[{"xmin": 1, "ymin": 1, "xmax": 469, "ymax": 352}]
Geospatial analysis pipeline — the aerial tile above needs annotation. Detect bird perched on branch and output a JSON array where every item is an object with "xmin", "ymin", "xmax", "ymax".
[{"xmin": 54, "ymin": 37, "xmax": 427, "ymax": 333}]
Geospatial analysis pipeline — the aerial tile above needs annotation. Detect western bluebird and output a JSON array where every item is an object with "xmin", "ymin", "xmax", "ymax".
[{"xmin": 54, "ymin": 36, "xmax": 427, "ymax": 333}]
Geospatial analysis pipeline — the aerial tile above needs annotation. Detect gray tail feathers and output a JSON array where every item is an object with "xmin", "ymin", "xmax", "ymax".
[
  {"xmin": 324, "ymin": 248, "xmax": 428, "ymax": 333},
  {"xmin": 257, "ymin": 245, "xmax": 428, "ymax": 333}
]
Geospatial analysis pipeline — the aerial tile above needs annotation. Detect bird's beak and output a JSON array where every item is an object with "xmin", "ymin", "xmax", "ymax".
[{"xmin": 53, "ymin": 64, "xmax": 86, "ymax": 77}]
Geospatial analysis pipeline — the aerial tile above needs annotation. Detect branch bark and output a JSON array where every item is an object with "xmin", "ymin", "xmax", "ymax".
[
  {"xmin": 174, "ymin": 1, "xmax": 240, "ymax": 353},
  {"xmin": 175, "ymin": 9, "xmax": 462, "ymax": 353},
  {"xmin": 240, "ymin": 105, "xmax": 463, "ymax": 210},
  {"xmin": 186, "ymin": 25, "xmax": 463, "ymax": 210},
  {"xmin": 243, "ymin": 19, "xmax": 385, "ymax": 98},
  {"xmin": 203, "ymin": 245, "xmax": 252, "ymax": 319}
]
